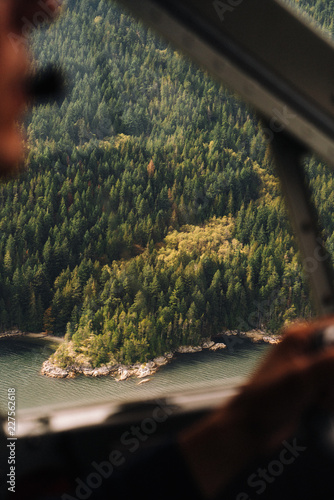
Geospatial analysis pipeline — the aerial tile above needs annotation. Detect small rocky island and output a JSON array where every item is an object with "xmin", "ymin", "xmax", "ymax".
[{"xmin": 40, "ymin": 329, "xmax": 280, "ymax": 381}]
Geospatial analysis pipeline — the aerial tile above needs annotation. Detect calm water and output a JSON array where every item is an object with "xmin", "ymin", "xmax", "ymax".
[{"xmin": 0, "ymin": 336, "xmax": 269, "ymax": 413}]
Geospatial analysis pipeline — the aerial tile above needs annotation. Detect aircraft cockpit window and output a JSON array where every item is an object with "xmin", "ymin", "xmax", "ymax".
[{"xmin": 0, "ymin": 0, "xmax": 332, "ymax": 419}]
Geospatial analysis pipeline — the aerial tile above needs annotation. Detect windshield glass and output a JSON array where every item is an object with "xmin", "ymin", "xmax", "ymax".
[{"xmin": 0, "ymin": 0, "xmax": 331, "ymax": 415}]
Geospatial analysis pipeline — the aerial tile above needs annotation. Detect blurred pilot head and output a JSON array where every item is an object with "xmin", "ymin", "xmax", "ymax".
[{"xmin": 0, "ymin": 0, "xmax": 61, "ymax": 178}]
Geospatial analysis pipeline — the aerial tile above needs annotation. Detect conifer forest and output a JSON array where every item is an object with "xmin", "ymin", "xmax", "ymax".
[{"xmin": 2, "ymin": 0, "xmax": 334, "ymax": 366}]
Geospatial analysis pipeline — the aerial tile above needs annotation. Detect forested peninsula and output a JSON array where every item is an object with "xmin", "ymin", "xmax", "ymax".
[{"xmin": 1, "ymin": 0, "xmax": 334, "ymax": 375}]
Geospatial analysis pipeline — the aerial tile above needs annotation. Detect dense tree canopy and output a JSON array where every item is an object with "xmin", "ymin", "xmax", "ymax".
[{"xmin": 1, "ymin": 0, "xmax": 333, "ymax": 366}]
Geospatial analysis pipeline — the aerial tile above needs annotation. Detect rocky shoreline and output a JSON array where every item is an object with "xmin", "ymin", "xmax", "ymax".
[
  {"xmin": 0, "ymin": 330, "xmax": 63, "ymax": 343},
  {"xmin": 40, "ymin": 329, "xmax": 281, "ymax": 381},
  {"xmin": 0, "ymin": 330, "xmax": 27, "ymax": 340}
]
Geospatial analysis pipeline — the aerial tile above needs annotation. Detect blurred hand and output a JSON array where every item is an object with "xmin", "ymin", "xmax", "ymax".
[
  {"xmin": 0, "ymin": 0, "xmax": 61, "ymax": 177},
  {"xmin": 179, "ymin": 315, "xmax": 334, "ymax": 498}
]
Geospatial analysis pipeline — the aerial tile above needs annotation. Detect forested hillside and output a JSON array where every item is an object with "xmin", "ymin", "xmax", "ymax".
[{"xmin": 1, "ymin": 0, "xmax": 334, "ymax": 366}]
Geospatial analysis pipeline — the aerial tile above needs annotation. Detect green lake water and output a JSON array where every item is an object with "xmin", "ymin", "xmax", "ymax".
[{"xmin": 0, "ymin": 336, "xmax": 269, "ymax": 413}]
